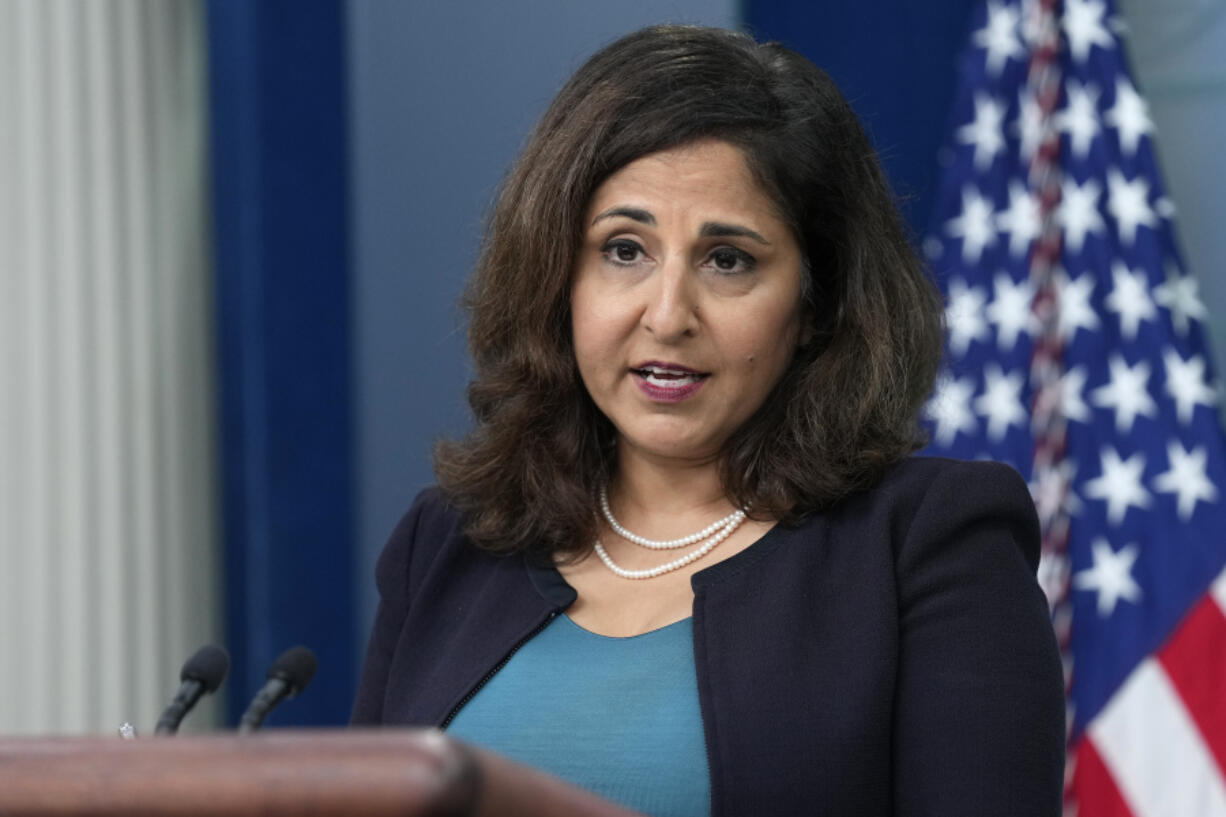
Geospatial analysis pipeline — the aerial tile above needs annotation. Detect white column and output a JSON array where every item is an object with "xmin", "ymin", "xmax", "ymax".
[{"xmin": 0, "ymin": 0, "xmax": 219, "ymax": 735}]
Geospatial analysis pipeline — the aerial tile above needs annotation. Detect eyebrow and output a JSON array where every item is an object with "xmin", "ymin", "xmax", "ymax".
[
  {"xmin": 591, "ymin": 208, "xmax": 772, "ymax": 246},
  {"xmin": 699, "ymin": 222, "xmax": 771, "ymax": 246},
  {"xmin": 592, "ymin": 206, "xmax": 655, "ymax": 226}
]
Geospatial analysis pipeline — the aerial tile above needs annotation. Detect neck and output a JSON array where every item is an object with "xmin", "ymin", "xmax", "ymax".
[{"xmin": 609, "ymin": 442, "xmax": 734, "ymax": 520}]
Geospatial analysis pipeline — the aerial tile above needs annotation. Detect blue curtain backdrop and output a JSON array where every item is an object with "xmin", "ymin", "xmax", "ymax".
[
  {"xmin": 744, "ymin": 1, "xmax": 982, "ymax": 235},
  {"xmin": 207, "ymin": 0, "xmax": 354, "ymax": 727}
]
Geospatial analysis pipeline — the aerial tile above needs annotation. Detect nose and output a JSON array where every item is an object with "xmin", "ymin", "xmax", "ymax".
[{"xmin": 641, "ymin": 257, "xmax": 699, "ymax": 342}]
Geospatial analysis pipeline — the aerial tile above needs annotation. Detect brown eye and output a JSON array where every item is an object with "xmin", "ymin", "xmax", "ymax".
[
  {"xmin": 602, "ymin": 239, "xmax": 645, "ymax": 265},
  {"xmin": 707, "ymin": 247, "xmax": 756, "ymax": 274}
]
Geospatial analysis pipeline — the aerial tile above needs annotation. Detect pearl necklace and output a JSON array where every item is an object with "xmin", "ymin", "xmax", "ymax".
[
  {"xmin": 594, "ymin": 488, "xmax": 747, "ymax": 580},
  {"xmin": 599, "ymin": 486, "xmax": 743, "ymax": 549}
]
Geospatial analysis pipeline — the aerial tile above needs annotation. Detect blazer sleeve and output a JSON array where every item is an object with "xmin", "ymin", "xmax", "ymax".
[
  {"xmin": 891, "ymin": 460, "xmax": 1065, "ymax": 816},
  {"xmin": 349, "ymin": 490, "xmax": 433, "ymax": 725}
]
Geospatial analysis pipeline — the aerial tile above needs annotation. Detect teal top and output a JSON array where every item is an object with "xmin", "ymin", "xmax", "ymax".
[{"xmin": 446, "ymin": 614, "xmax": 711, "ymax": 817}]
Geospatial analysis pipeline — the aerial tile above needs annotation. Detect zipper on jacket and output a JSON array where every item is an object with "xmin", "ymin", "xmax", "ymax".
[{"xmin": 438, "ymin": 609, "xmax": 560, "ymax": 729}]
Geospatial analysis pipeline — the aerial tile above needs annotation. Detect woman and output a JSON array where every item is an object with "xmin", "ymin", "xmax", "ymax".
[{"xmin": 352, "ymin": 25, "xmax": 1064, "ymax": 817}]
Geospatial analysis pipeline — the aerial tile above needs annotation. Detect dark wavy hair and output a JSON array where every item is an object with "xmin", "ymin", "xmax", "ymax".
[{"xmin": 434, "ymin": 25, "xmax": 943, "ymax": 559}]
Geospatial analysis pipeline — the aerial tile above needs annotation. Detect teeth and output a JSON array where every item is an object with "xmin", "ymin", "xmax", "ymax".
[
  {"xmin": 641, "ymin": 366, "xmax": 698, "ymax": 376},
  {"xmin": 642, "ymin": 371, "xmax": 702, "ymax": 386}
]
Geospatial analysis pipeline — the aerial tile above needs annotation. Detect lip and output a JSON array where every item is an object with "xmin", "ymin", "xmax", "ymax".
[
  {"xmin": 631, "ymin": 361, "xmax": 710, "ymax": 404},
  {"xmin": 631, "ymin": 360, "xmax": 706, "ymax": 375}
]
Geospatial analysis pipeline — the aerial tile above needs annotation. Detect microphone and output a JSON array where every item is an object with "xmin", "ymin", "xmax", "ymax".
[
  {"xmin": 154, "ymin": 644, "xmax": 230, "ymax": 735},
  {"xmin": 237, "ymin": 646, "xmax": 318, "ymax": 733}
]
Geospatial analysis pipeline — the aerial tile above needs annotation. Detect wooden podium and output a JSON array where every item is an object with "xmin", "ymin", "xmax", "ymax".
[{"xmin": 0, "ymin": 729, "xmax": 646, "ymax": 816}]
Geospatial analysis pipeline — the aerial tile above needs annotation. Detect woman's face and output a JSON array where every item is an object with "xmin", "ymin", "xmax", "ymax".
[{"xmin": 571, "ymin": 139, "xmax": 810, "ymax": 467}]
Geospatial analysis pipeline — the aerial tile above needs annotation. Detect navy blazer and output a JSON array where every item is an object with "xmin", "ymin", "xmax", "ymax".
[{"xmin": 352, "ymin": 457, "xmax": 1065, "ymax": 816}]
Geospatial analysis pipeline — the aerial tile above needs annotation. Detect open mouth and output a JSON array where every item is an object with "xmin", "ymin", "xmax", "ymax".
[
  {"xmin": 632, "ymin": 363, "xmax": 711, "ymax": 387},
  {"xmin": 632, "ymin": 363, "xmax": 711, "ymax": 399}
]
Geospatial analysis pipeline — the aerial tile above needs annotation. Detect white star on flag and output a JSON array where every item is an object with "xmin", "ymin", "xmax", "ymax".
[
  {"xmin": 1063, "ymin": 0, "xmax": 1116, "ymax": 63},
  {"xmin": 1056, "ymin": 269, "xmax": 1101, "ymax": 341},
  {"xmin": 1031, "ymin": 459, "xmax": 1081, "ymax": 529},
  {"xmin": 1060, "ymin": 365, "xmax": 1092, "ymax": 424},
  {"xmin": 1153, "ymin": 441, "xmax": 1218, "ymax": 520},
  {"xmin": 1091, "ymin": 354, "xmax": 1158, "ymax": 433},
  {"xmin": 1058, "ymin": 177, "xmax": 1106, "ymax": 253},
  {"xmin": 958, "ymin": 93, "xmax": 1008, "ymax": 171},
  {"xmin": 973, "ymin": 0, "xmax": 1026, "ymax": 75},
  {"xmin": 1153, "ymin": 265, "xmax": 1207, "ymax": 336},
  {"xmin": 1057, "ymin": 80, "xmax": 1102, "ymax": 159},
  {"xmin": 996, "ymin": 180, "xmax": 1040, "ymax": 258},
  {"xmin": 1105, "ymin": 76, "xmax": 1154, "ymax": 156},
  {"xmin": 986, "ymin": 272, "xmax": 1036, "ymax": 350},
  {"xmin": 1162, "ymin": 348, "xmax": 1217, "ymax": 424},
  {"xmin": 946, "ymin": 186, "xmax": 998, "ymax": 264},
  {"xmin": 946, "ymin": 278, "xmax": 991, "ymax": 355},
  {"xmin": 1038, "ymin": 552, "xmax": 1072, "ymax": 611},
  {"xmin": 1018, "ymin": 0, "xmax": 1046, "ymax": 49},
  {"xmin": 1106, "ymin": 168, "xmax": 1157, "ymax": 246},
  {"xmin": 926, "ymin": 374, "xmax": 979, "ymax": 445},
  {"xmin": 1074, "ymin": 538, "xmax": 1142, "ymax": 617},
  {"xmin": 1015, "ymin": 88, "xmax": 1043, "ymax": 164},
  {"xmin": 1104, "ymin": 262, "xmax": 1157, "ymax": 340},
  {"xmin": 1083, "ymin": 446, "xmax": 1151, "ymax": 525},
  {"xmin": 975, "ymin": 364, "xmax": 1028, "ymax": 441}
]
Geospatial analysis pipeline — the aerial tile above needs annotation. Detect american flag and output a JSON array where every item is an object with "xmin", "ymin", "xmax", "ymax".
[{"xmin": 920, "ymin": 0, "xmax": 1226, "ymax": 814}]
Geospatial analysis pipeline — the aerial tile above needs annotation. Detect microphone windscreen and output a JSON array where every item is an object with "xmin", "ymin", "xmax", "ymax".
[
  {"xmin": 268, "ymin": 646, "xmax": 318, "ymax": 692},
  {"xmin": 180, "ymin": 644, "xmax": 230, "ymax": 693}
]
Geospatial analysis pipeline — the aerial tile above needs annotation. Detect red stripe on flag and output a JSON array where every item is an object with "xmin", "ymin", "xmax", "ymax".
[
  {"xmin": 1158, "ymin": 594, "xmax": 1226, "ymax": 775},
  {"xmin": 1072, "ymin": 738, "xmax": 1136, "ymax": 817}
]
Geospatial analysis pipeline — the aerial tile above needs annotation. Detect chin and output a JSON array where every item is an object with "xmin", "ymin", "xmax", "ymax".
[{"xmin": 620, "ymin": 431, "xmax": 723, "ymax": 464}]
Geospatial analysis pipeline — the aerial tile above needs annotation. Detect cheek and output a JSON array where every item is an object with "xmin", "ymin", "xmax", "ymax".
[
  {"xmin": 572, "ymin": 308, "xmax": 611, "ymax": 352},
  {"xmin": 571, "ymin": 304, "xmax": 624, "ymax": 383},
  {"xmin": 571, "ymin": 278, "xmax": 639, "ymax": 351},
  {"xmin": 735, "ymin": 305, "xmax": 803, "ymax": 373},
  {"xmin": 570, "ymin": 285, "xmax": 598, "ymax": 351}
]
